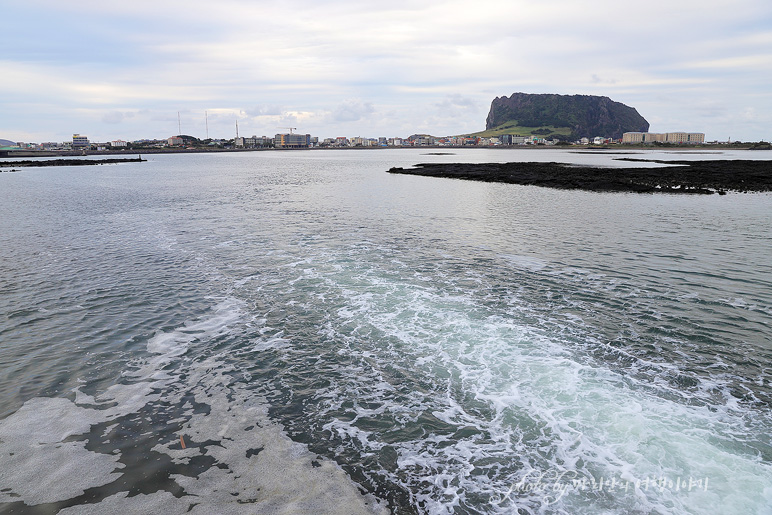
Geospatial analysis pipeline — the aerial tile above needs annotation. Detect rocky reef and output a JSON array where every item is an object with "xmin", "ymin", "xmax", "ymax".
[
  {"xmin": 387, "ymin": 159, "xmax": 772, "ymax": 195},
  {"xmin": 0, "ymin": 157, "xmax": 145, "ymax": 169}
]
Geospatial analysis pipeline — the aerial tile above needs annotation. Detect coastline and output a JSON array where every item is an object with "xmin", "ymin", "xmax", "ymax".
[{"xmin": 1, "ymin": 144, "xmax": 769, "ymax": 159}]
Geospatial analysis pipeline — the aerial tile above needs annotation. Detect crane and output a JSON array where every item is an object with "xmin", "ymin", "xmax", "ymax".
[{"xmin": 280, "ymin": 127, "xmax": 297, "ymax": 134}]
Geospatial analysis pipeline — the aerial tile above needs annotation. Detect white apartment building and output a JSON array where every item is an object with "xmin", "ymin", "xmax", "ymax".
[
  {"xmin": 665, "ymin": 132, "xmax": 705, "ymax": 144},
  {"xmin": 623, "ymin": 132, "xmax": 705, "ymax": 144}
]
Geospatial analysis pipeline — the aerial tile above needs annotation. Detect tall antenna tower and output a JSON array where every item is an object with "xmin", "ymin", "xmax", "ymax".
[
  {"xmin": 205, "ymin": 111, "xmax": 209, "ymax": 140},
  {"xmin": 236, "ymin": 119, "xmax": 239, "ymax": 139},
  {"xmin": 177, "ymin": 112, "xmax": 182, "ymax": 135}
]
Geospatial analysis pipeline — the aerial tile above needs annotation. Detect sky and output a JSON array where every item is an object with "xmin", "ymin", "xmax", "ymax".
[{"xmin": 3, "ymin": 0, "xmax": 772, "ymax": 143}]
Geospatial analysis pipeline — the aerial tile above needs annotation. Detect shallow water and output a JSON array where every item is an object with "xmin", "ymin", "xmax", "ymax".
[{"xmin": 1, "ymin": 148, "xmax": 771, "ymax": 514}]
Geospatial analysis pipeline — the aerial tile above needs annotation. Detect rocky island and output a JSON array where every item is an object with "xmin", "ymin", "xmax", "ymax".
[
  {"xmin": 387, "ymin": 159, "xmax": 772, "ymax": 194},
  {"xmin": 479, "ymin": 92, "xmax": 649, "ymax": 141}
]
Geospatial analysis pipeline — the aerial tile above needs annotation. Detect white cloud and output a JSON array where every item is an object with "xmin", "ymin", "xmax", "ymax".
[
  {"xmin": 332, "ymin": 100, "xmax": 375, "ymax": 122},
  {"xmin": 3, "ymin": 0, "xmax": 772, "ymax": 141},
  {"xmin": 102, "ymin": 111, "xmax": 125, "ymax": 124},
  {"xmin": 244, "ymin": 105, "xmax": 285, "ymax": 117}
]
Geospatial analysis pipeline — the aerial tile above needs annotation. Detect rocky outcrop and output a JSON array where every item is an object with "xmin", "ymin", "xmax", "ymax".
[
  {"xmin": 486, "ymin": 93, "xmax": 649, "ymax": 139},
  {"xmin": 0, "ymin": 157, "xmax": 145, "ymax": 168},
  {"xmin": 387, "ymin": 159, "xmax": 772, "ymax": 194}
]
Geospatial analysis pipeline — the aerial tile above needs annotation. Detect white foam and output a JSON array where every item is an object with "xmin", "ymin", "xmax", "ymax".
[
  {"xmin": 161, "ymin": 363, "xmax": 387, "ymax": 514},
  {"xmin": 501, "ymin": 254, "xmax": 548, "ymax": 271},
  {"xmin": 146, "ymin": 298, "xmax": 244, "ymax": 357},
  {"xmin": 0, "ymin": 298, "xmax": 385, "ymax": 513},
  {"xmin": 252, "ymin": 330, "xmax": 292, "ymax": 351},
  {"xmin": 0, "ymin": 397, "xmax": 121, "ymax": 505},
  {"xmin": 57, "ymin": 491, "xmax": 186, "ymax": 515},
  {"xmin": 298, "ymin": 257, "xmax": 772, "ymax": 514}
]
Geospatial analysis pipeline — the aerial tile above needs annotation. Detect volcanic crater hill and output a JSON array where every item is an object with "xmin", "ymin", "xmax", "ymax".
[{"xmin": 484, "ymin": 93, "xmax": 650, "ymax": 140}]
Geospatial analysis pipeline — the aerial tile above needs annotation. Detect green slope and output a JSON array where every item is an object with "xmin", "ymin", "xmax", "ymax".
[
  {"xmin": 461, "ymin": 121, "xmax": 573, "ymax": 139},
  {"xmin": 484, "ymin": 93, "xmax": 649, "ymax": 140}
]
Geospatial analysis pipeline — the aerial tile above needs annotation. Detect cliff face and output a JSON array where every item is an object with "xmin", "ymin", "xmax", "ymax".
[{"xmin": 485, "ymin": 93, "xmax": 649, "ymax": 139}]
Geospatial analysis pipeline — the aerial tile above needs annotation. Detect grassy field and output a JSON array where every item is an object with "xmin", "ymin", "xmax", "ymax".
[{"xmin": 462, "ymin": 121, "xmax": 573, "ymax": 138}]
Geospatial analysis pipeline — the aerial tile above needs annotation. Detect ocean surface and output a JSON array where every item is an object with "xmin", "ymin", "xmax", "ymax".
[{"xmin": 0, "ymin": 148, "xmax": 770, "ymax": 514}]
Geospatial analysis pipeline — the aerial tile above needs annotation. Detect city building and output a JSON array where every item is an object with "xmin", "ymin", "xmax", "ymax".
[
  {"xmin": 167, "ymin": 136, "xmax": 184, "ymax": 146},
  {"xmin": 111, "ymin": 140, "xmax": 128, "ymax": 147},
  {"xmin": 274, "ymin": 133, "xmax": 311, "ymax": 149},
  {"xmin": 408, "ymin": 134, "xmax": 435, "ymax": 146},
  {"xmin": 236, "ymin": 136, "xmax": 272, "ymax": 148},
  {"xmin": 623, "ymin": 132, "xmax": 705, "ymax": 144},
  {"xmin": 72, "ymin": 134, "xmax": 90, "ymax": 149},
  {"xmin": 664, "ymin": 132, "xmax": 705, "ymax": 144}
]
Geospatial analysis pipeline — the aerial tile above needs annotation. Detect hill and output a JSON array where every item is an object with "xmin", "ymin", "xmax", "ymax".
[
  {"xmin": 0, "ymin": 139, "xmax": 16, "ymax": 147},
  {"xmin": 476, "ymin": 93, "xmax": 649, "ymax": 140}
]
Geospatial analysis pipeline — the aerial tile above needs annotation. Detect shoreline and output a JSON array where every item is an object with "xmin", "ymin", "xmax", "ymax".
[
  {"xmin": 2, "ymin": 144, "xmax": 769, "ymax": 159},
  {"xmin": 386, "ymin": 159, "xmax": 772, "ymax": 194}
]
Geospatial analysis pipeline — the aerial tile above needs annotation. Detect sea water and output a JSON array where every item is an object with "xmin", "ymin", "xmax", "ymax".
[{"xmin": 0, "ymin": 148, "xmax": 770, "ymax": 514}]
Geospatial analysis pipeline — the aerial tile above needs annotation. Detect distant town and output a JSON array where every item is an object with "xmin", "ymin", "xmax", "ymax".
[{"xmin": 4, "ymin": 130, "xmax": 751, "ymax": 154}]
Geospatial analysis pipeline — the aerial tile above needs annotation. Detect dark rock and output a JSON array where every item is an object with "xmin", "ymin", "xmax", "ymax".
[
  {"xmin": 387, "ymin": 159, "xmax": 772, "ymax": 194},
  {"xmin": 486, "ymin": 93, "xmax": 649, "ymax": 140},
  {"xmin": 0, "ymin": 157, "xmax": 145, "ymax": 168}
]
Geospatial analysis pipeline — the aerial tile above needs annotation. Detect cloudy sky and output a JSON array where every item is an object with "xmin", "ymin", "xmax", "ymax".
[{"xmin": 3, "ymin": 0, "xmax": 771, "ymax": 143}]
